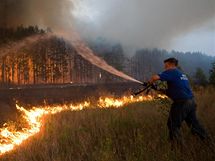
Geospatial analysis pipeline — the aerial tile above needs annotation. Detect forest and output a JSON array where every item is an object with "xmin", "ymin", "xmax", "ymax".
[{"xmin": 0, "ymin": 26, "xmax": 214, "ymax": 86}]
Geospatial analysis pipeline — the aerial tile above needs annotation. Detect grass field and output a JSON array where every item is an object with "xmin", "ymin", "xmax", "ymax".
[{"xmin": 1, "ymin": 88, "xmax": 215, "ymax": 161}]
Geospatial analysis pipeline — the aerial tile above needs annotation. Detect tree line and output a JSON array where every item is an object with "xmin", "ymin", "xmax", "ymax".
[
  {"xmin": 89, "ymin": 38, "xmax": 215, "ymax": 86},
  {"xmin": 0, "ymin": 26, "xmax": 215, "ymax": 86},
  {"xmin": 0, "ymin": 25, "xmax": 46, "ymax": 45},
  {"xmin": 0, "ymin": 26, "xmax": 124, "ymax": 85}
]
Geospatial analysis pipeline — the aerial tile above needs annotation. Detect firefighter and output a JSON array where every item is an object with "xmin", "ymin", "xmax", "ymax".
[{"xmin": 149, "ymin": 58, "xmax": 208, "ymax": 145}]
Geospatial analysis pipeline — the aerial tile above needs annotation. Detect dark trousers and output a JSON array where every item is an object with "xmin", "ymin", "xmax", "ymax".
[{"xmin": 167, "ymin": 99, "xmax": 207, "ymax": 141}]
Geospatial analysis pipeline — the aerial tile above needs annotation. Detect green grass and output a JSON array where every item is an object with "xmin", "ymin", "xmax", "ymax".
[{"xmin": 1, "ymin": 88, "xmax": 215, "ymax": 161}]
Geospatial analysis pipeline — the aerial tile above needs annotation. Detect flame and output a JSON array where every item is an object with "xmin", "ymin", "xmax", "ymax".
[
  {"xmin": 98, "ymin": 95, "xmax": 155, "ymax": 108},
  {"xmin": 0, "ymin": 94, "xmax": 167, "ymax": 155}
]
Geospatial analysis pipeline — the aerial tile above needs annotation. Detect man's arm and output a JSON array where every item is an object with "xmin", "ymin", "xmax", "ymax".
[{"xmin": 149, "ymin": 74, "xmax": 160, "ymax": 84}]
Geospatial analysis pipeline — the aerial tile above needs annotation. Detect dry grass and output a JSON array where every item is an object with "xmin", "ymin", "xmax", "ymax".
[{"xmin": 1, "ymin": 88, "xmax": 215, "ymax": 161}]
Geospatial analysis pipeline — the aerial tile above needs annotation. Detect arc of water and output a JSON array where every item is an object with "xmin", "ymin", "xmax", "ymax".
[
  {"xmin": 0, "ymin": 32, "xmax": 143, "ymax": 84},
  {"xmin": 57, "ymin": 32, "xmax": 143, "ymax": 84}
]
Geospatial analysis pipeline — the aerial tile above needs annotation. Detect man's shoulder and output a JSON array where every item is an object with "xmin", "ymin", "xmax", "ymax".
[{"xmin": 163, "ymin": 68, "xmax": 179, "ymax": 74}]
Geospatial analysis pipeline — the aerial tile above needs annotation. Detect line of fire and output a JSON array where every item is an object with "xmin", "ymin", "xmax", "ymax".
[{"xmin": 0, "ymin": 25, "xmax": 171, "ymax": 155}]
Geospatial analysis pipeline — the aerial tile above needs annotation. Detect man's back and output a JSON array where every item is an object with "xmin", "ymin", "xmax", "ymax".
[
  {"xmin": 158, "ymin": 68, "xmax": 193, "ymax": 101},
  {"xmin": 150, "ymin": 58, "xmax": 208, "ymax": 143}
]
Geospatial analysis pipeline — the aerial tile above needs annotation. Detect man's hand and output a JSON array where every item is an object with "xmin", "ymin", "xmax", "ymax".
[{"xmin": 149, "ymin": 75, "xmax": 160, "ymax": 84}]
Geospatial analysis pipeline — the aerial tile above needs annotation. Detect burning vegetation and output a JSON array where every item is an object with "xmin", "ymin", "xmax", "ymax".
[
  {"xmin": 0, "ymin": 89, "xmax": 214, "ymax": 161},
  {"xmin": 0, "ymin": 94, "xmax": 167, "ymax": 155}
]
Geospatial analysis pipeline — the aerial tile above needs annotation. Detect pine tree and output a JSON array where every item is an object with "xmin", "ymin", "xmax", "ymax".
[
  {"xmin": 194, "ymin": 67, "xmax": 208, "ymax": 86},
  {"xmin": 209, "ymin": 62, "xmax": 215, "ymax": 86}
]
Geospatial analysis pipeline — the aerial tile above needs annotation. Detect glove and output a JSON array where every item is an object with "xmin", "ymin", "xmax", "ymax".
[
  {"xmin": 141, "ymin": 82, "xmax": 149, "ymax": 87},
  {"xmin": 150, "ymin": 84, "xmax": 158, "ymax": 90}
]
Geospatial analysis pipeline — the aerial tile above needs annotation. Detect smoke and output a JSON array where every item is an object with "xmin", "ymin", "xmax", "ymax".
[
  {"xmin": 72, "ymin": 0, "xmax": 215, "ymax": 50},
  {"xmin": 0, "ymin": 0, "xmax": 214, "ymax": 82},
  {"xmin": 0, "ymin": 0, "xmax": 74, "ymax": 30},
  {"xmin": 0, "ymin": 34, "xmax": 51, "ymax": 57},
  {"xmin": 0, "ymin": 0, "xmax": 214, "ymax": 51},
  {"xmin": 0, "ymin": 0, "xmax": 144, "ymax": 83}
]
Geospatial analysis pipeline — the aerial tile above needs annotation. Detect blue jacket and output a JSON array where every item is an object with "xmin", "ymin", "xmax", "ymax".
[{"xmin": 158, "ymin": 68, "xmax": 193, "ymax": 101}]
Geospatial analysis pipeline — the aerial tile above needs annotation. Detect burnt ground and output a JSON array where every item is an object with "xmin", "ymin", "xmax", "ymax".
[{"xmin": 0, "ymin": 82, "xmax": 140, "ymax": 125}]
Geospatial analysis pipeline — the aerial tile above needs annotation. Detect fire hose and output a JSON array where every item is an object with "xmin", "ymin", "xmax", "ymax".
[{"xmin": 132, "ymin": 82, "xmax": 161, "ymax": 96}]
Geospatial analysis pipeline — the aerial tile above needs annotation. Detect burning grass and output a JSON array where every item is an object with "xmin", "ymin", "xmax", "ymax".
[
  {"xmin": 0, "ymin": 89, "xmax": 215, "ymax": 161},
  {"xmin": 0, "ymin": 95, "xmax": 165, "ymax": 156}
]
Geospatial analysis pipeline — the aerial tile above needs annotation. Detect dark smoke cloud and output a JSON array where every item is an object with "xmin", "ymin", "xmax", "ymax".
[
  {"xmin": 0, "ymin": 0, "xmax": 74, "ymax": 30},
  {"xmin": 73, "ymin": 0, "xmax": 215, "ymax": 50},
  {"xmin": 0, "ymin": 0, "xmax": 214, "ymax": 52}
]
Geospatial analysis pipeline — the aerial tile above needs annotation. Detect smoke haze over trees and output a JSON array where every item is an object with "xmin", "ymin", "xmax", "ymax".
[
  {"xmin": 0, "ymin": 0, "xmax": 214, "ymax": 55},
  {"xmin": 209, "ymin": 62, "xmax": 215, "ymax": 86},
  {"xmin": 0, "ymin": 26, "xmax": 127, "ymax": 85},
  {"xmin": 0, "ymin": 26, "xmax": 214, "ymax": 86},
  {"xmin": 0, "ymin": 0, "xmax": 214, "ymax": 84},
  {"xmin": 89, "ymin": 39, "xmax": 214, "ymax": 81}
]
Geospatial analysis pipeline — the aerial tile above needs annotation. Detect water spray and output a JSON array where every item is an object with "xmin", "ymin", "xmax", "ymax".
[{"xmin": 56, "ymin": 31, "xmax": 143, "ymax": 84}]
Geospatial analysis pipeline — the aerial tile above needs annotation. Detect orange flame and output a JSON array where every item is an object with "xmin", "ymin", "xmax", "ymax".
[{"xmin": 0, "ymin": 94, "xmax": 167, "ymax": 155}]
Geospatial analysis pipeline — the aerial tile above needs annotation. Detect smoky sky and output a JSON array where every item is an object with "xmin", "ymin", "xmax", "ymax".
[
  {"xmin": 0, "ymin": 0, "xmax": 214, "ymax": 53},
  {"xmin": 73, "ymin": 0, "xmax": 215, "ymax": 50},
  {"xmin": 0, "ymin": 0, "xmax": 74, "ymax": 30}
]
